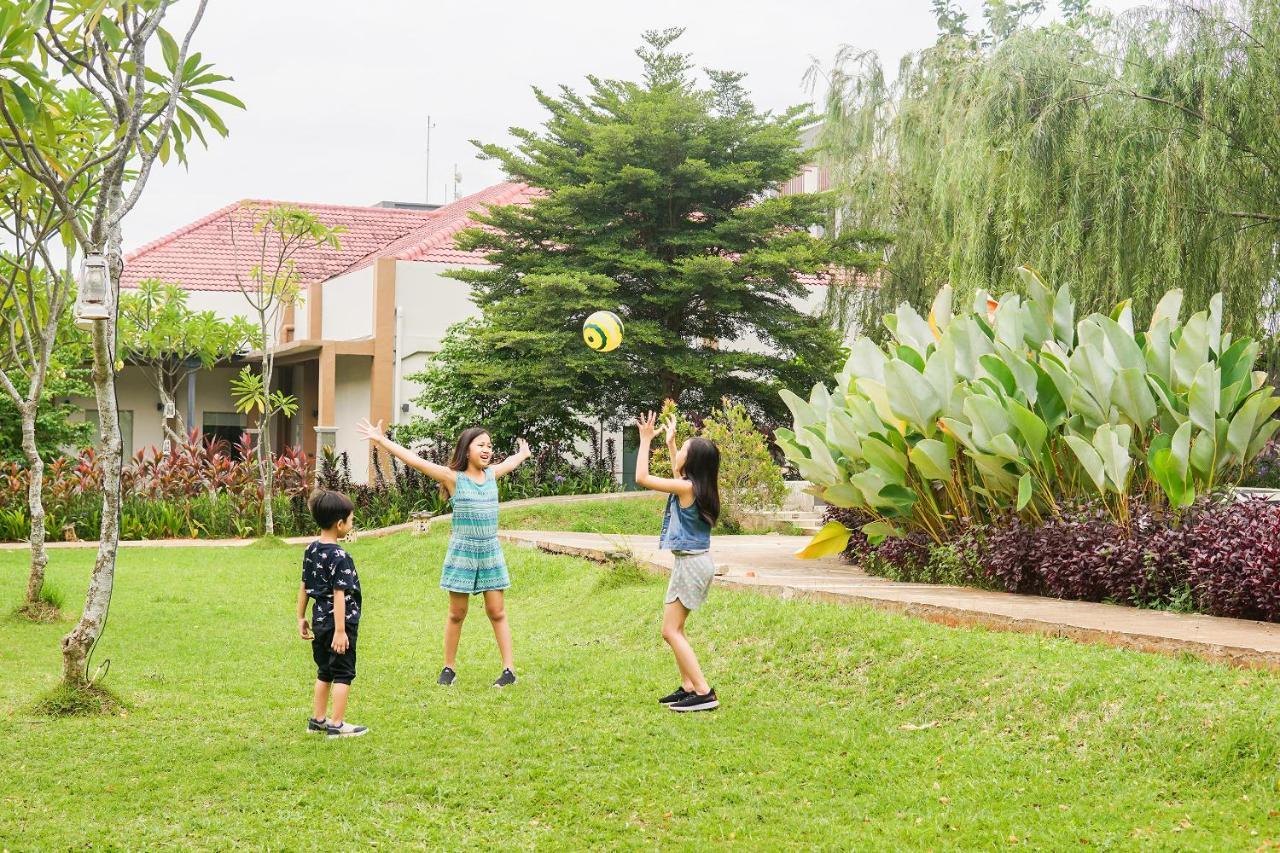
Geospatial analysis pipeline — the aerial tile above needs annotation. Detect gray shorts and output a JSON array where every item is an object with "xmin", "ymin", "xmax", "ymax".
[{"xmin": 665, "ymin": 550, "xmax": 715, "ymax": 610}]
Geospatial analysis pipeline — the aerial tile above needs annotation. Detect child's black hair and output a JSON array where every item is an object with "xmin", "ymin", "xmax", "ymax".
[
  {"xmin": 683, "ymin": 437, "xmax": 721, "ymax": 527},
  {"xmin": 309, "ymin": 489, "xmax": 355, "ymax": 530},
  {"xmin": 448, "ymin": 427, "xmax": 491, "ymax": 472}
]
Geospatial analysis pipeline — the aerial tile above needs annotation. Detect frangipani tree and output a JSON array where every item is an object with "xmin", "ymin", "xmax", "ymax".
[
  {"xmin": 781, "ymin": 266, "xmax": 1280, "ymax": 558},
  {"xmin": 0, "ymin": 0, "xmax": 242, "ymax": 686},
  {"xmin": 118, "ymin": 279, "xmax": 259, "ymax": 446}
]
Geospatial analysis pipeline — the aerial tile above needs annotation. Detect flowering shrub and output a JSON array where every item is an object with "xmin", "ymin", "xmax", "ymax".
[{"xmin": 0, "ymin": 430, "xmax": 622, "ymax": 542}]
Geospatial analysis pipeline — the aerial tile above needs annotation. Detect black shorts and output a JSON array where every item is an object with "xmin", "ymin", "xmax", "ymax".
[{"xmin": 312, "ymin": 623, "xmax": 358, "ymax": 685}]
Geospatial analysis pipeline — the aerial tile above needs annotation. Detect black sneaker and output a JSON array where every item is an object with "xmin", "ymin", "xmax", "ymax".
[
  {"xmin": 669, "ymin": 688, "xmax": 719, "ymax": 712},
  {"xmin": 326, "ymin": 721, "xmax": 369, "ymax": 738},
  {"xmin": 659, "ymin": 687, "xmax": 692, "ymax": 706},
  {"xmin": 493, "ymin": 668, "xmax": 517, "ymax": 688},
  {"xmin": 306, "ymin": 717, "xmax": 328, "ymax": 734},
  {"xmin": 437, "ymin": 667, "xmax": 457, "ymax": 686}
]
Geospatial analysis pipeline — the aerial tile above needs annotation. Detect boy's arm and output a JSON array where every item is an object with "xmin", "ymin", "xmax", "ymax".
[
  {"xmin": 356, "ymin": 418, "xmax": 457, "ymax": 489},
  {"xmin": 492, "ymin": 438, "xmax": 532, "ymax": 479},
  {"xmin": 296, "ymin": 582, "xmax": 312, "ymax": 639},
  {"xmin": 331, "ymin": 590, "xmax": 348, "ymax": 653}
]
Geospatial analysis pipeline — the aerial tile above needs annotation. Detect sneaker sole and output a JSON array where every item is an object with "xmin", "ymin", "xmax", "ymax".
[
  {"xmin": 670, "ymin": 700, "xmax": 719, "ymax": 712},
  {"xmin": 327, "ymin": 729, "xmax": 369, "ymax": 738}
]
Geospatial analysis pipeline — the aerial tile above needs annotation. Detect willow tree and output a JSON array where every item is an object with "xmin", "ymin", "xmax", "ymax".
[{"xmin": 811, "ymin": 0, "xmax": 1280, "ymax": 337}]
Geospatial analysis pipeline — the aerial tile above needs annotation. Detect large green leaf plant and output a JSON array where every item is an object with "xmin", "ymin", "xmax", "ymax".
[{"xmin": 780, "ymin": 267, "xmax": 1280, "ymax": 556}]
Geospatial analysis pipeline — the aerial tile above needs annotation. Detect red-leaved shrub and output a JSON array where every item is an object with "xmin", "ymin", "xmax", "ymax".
[{"xmin": 1182, "ymin": 498, "xmax": 1280, "ymax": 622}]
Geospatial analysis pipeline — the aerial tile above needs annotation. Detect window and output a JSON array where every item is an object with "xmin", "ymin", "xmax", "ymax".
[
  {"xmin": 84, "ymin": 409, "xmax": 134, "ymax": 458},
  {"xmin": 203, "ymin": 412, "xmax": 247, "ymax": 457}
]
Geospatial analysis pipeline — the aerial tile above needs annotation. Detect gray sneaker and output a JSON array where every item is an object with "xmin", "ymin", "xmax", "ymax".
[
  {"xmin": 326, "ymin": 721, "xmax": 369, "ymax": 738},
  {"xmin": 493, "ymin": 668, "xmax": 517, "ymax": 688}
]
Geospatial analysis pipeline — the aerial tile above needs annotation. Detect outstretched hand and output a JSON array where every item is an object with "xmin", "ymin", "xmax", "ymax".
[
  {"xmin": 516, "ymin": 437, "xmax": 530, "ymax": 458},
  {"xmin": 355, "ymin": 418, "xmax": 385, "ymax": 443},
  {"xmin": 663, "ymin": 414, "xmax": 678, "ymax": 446},
  {"xmin": 635, "ymin": 411, "xmax": 659, "ymax": 442}
]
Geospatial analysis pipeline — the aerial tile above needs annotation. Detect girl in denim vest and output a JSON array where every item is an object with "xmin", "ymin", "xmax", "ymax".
[{"xmin": 634, "ymin": 410, "xmax": 722, "ymax": 712}]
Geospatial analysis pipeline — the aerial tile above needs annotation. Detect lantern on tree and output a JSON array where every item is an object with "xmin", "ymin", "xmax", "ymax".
[{"xmin": 73, "ymin": 253, "xmax": 111, "ymax": 329}]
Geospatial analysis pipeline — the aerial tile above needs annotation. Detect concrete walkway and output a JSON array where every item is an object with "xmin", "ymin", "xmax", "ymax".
[{"xmin": 499, "ymin": 529, "xmax": 1280, "ymax": 671}]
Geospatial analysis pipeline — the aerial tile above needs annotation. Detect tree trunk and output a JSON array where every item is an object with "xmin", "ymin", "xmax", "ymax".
[
  {"xmin": 158, "ymin": 382, "xmax": 185, "ymax": 447},
  {"xmin": 259, "ymin": 312, "xmax": 275, "ymax": 536},
  {"xmin": 20, "ymin": 400, "xmax": 48, "ymax": 608},
  {"xmin": 61, "ymin": 235, "xmax": 124, "ymax": 687}
]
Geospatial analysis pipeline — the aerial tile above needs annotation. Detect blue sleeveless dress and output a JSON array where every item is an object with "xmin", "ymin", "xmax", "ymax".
[{"xmin": 440, "ymin": 469, "xmax": 510, "ymax": 594}]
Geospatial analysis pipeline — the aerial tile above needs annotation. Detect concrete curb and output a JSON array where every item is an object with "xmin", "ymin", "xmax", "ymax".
[
  {"xmin": 500, "ymin": 531, "xmax": 1280, "ymax": 672},
  {"xmin": 0, "ymin": 491, "xmax": 652, "ymax": 551}
]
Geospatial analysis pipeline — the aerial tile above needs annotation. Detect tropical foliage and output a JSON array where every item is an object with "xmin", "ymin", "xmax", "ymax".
[
  {"xmin": 118, "ymin": 279, "xmax": 259, "ymax": 445},
  {"xmin": 779, "ymin": 267, "xmax": 1280, "ymax": 555}
]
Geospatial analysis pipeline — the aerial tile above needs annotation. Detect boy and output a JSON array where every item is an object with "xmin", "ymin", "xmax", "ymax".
[{"xmin": 297, "ymin": 489, "xmax": 368, "ymax": 738}]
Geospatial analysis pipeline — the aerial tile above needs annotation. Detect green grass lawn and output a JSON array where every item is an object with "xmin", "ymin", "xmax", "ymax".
[
  {"xmin": 499, "ymin": 494, "xmax": 668, "ymax": 534},
  {"xmin": 4, "ymin": 534, "xmax": 1280, "ymax": 848},
  {"xmin": 498, "ymin": 494, "xmax": 804, "ymax": 536}
]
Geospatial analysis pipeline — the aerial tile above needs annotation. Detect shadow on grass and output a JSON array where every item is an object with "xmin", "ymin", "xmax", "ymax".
[{"xmin": 32, "ymin": 682, "xmax": 124, "ymax": 718}]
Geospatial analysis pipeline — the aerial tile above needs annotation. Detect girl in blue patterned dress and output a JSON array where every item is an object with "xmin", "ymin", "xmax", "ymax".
[{"xmin": 357, "ymin": 419, "xmax": 531, "ymax": 688}]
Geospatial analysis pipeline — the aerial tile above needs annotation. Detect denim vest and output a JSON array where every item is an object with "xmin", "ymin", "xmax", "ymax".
[{"xmin": 658, "ymin": 492, "xmax": 712, "ymax": 551}]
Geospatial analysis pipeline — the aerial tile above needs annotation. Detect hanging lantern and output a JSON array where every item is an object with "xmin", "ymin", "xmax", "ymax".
[{"xmin": 74, "ymin": 253, "xmax": 111, "ymax": 329}]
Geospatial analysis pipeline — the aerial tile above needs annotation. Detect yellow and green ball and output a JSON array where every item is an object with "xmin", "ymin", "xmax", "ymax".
[{"xmin": 582, "ymin": 310, "xmax": 624, "ymax": 352}]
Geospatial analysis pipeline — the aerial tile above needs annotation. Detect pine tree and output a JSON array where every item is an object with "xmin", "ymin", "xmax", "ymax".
[{"xmin": 433, "ymin": 29, "xmax": 871, "ymax": 444}]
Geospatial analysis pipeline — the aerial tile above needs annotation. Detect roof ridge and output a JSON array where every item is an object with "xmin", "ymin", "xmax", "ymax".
[
  {"xmin": 125, "ymin": 200, "xmax": 242, "ymax": 262},
  {"xmin": 234, "ymin": 199, "xmax": 440, "ymax": 217},
  {"xmin": 339, "ymin": 182, "xmax": 532, "ymax": 273},
  {"xmin": 126, "ymin": 198, "xmax": 438, "ymax": 262},
  {"xmin": 392, "ymin": 183, "xmax": 531, "ymax": 259}
]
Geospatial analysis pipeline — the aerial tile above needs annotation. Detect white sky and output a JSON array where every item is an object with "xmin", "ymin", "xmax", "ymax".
[{"xmin": 126, "ymin": 0, "xmax": 1150, "ymax": 250}]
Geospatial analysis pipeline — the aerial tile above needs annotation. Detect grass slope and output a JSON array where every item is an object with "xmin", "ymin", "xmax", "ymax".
[
  {"xmin": 499, "ymin": 494, "xmax": 802, "ymax": 536},
  {"xmin": 3, "ymin": 534, "xmax": 1280, "ymax": 848}
]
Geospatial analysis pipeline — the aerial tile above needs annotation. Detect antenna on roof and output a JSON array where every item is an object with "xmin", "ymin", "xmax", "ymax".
[
  {"xmin": 425, "ymin": 114, "xmax": 437, "ymax": 204},
  {"xmin": 453, "ymin": 164, "xmax": 461, "ymax": 201}
]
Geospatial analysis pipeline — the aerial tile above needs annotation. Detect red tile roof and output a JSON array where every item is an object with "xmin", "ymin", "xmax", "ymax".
[
  {"xmin": 343, "ymin": 182, "xmax": 538, "ymax": 273},
  {"xmin": 122, "ymin": 183, "xmax": 536, "ymax": 291}
]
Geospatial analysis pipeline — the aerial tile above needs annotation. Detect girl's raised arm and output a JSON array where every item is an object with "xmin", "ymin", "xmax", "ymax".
[
  {"xmin": 633, "ymin": 411, "xmax": 693, "ymax": 498},
  {"xmin": 491, "ymin": 438, "xmax": 532, "ymax": 479},
  {"xmin": 355, "ymin": 418, "xmax": 456, "ymax": 488}
]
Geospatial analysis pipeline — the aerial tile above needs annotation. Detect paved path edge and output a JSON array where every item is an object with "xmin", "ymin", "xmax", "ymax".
[{"xmin": 501, "ymin": 532, "xmax": 1280, "ymax": 672}]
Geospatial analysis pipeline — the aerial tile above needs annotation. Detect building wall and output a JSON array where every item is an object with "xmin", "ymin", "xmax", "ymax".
[
  {"xmin": 321, "ymin": 267, "xmax": 375, "ymax": 341},
  {"xmin": 332, "ymin": 354, "xmax": 373, "ymax": 469},
  {"xmin": 294, "ymin": 288, "xmax": 310, "ymax": 340},
  {"xmin": 392, "ymin": 261, "xmax": 482, "ymax": 426},
  {"xmin": 70, "ymin": 364, "xmax": 244, "ymax": 457}
]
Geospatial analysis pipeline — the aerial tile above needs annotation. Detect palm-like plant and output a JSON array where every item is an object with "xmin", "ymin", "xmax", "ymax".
[{"xmin": 782, "ymin": 267, "xmax": 1280, "ymax": 557}]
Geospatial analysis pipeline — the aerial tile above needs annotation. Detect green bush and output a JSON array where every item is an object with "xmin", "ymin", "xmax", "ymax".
[
  {"xmin": 780, "ymin": 268, "xmax": 1280, "ymax": 553},
  {"xmin": 702, "ymin": 399, "xmax": 788, "ymax": 528}
]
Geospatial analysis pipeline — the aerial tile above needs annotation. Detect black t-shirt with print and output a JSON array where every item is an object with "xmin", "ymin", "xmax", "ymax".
[{"xmin": 302, "ymin": 541, "xmax": 361, "ymax": 630}]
